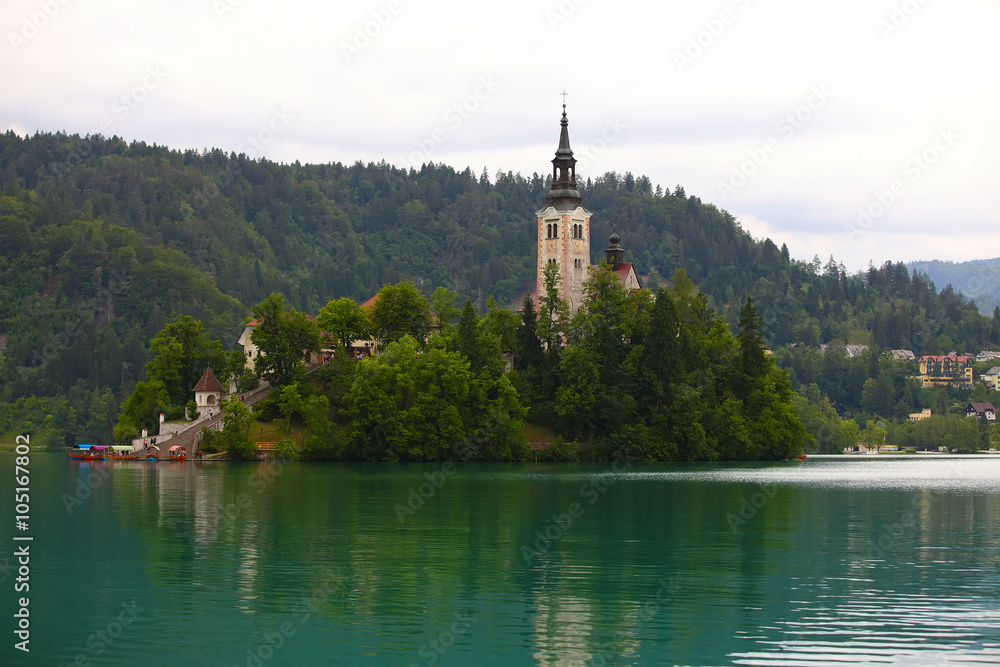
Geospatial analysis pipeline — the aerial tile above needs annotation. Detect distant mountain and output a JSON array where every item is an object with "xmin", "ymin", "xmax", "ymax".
[{"xmin": 907, "ymin": 258, "xmax": 1000, "ymax": 315}]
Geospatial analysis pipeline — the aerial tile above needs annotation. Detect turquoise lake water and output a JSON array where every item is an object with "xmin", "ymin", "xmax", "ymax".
[{"xmin": 1, "ymin": 452, "xmax": 999, "ymax": 666}]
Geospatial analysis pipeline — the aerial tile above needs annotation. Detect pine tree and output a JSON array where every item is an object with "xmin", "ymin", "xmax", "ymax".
[{"xmin": 515, "ymin": 296, "xmax": 543, "ymax": 370}]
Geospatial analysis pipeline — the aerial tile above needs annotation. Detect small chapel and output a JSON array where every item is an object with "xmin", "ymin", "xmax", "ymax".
[{"xmin": 535, "ymin": 105, "xmax": 641, "ymax": 315}]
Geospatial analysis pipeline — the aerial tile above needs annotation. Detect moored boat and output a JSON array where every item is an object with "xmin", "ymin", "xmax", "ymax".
[
  {"xmin": 168, "ymin": 445, "xmax": 186, "ymax": 462},
  {"xmin": 69, "ymin": 445, "xmax": 108, "ymax": 461},
  {"xmin": 103, "ymin": 445, "xmax": 143, "ymax": 461}
]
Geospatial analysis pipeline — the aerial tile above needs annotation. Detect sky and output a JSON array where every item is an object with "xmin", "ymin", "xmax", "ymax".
[{"xmin": 2, "ymin": 0, "xmax": 999, "ymax": 272}]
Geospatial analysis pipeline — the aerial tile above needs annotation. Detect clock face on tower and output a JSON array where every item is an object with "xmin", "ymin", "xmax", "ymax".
[
  {"xmin": 573, "ymin": 240, "xmax": 582, "ymax": 252},
  {"xmin": 546, "ymin": 240, "xmax": 556, "ymax": 252}
]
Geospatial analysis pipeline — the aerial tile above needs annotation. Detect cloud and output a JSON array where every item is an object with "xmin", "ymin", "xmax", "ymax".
[{"xmin": 1, "ymin": 0, "xmax": 999, "ymax": 274}]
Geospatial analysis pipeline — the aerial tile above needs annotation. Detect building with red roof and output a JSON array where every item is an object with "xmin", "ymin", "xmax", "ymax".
[
  {"xmin": 917, "ymin": 354, "xmax": 974, "ymax": 389},
  {"xmin": 193, "ymin": 368, "xmax": 224, "ymax": 414}
]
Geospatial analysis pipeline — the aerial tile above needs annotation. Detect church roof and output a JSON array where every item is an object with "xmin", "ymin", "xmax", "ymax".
[
  {"xmin": 615, "ymin": 263, "xmax": 642, "ymax": 290},
  {"xmin": 193, "ymin": 368, "xmax": 224, "ymax": 393}
]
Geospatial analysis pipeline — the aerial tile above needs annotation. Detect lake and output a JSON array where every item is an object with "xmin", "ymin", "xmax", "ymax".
[{"xmin": 2, "ymin": 452, "xmax": 999, "ymax": 666}]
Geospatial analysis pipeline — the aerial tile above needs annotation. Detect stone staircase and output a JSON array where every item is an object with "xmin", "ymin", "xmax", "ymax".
[
  {"xmin": 161, "ymin": 383, "xmax": 274, "ymax": 454},
  {"xmin": 159, "ymin": 362, "xmax": 326, "ymax": 455}
]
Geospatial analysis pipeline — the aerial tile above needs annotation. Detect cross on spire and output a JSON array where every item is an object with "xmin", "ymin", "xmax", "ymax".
[{"xmin": 561, "ymin": 90, "xmax": 569, "ymax": 105}]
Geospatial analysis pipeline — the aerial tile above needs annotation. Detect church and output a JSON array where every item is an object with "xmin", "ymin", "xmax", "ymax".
[{"xmin": 535, "ymin": 105, "xmax": 641, "ymax": 315}]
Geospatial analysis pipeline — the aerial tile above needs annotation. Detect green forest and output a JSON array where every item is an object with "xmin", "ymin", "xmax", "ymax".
[{"xmin": 1, "ymin": 130, "xmax": 998, "ymax": 454}]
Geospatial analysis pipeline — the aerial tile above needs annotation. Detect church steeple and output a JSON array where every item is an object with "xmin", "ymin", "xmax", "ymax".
[{"xmin": 545, "ymin": 105, "xmax": 582, "ymax": 210}]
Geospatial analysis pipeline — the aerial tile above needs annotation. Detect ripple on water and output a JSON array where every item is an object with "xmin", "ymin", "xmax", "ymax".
[{"xmin": 730, "ymin": 587, "xmax": 1000, "ymax": 665}]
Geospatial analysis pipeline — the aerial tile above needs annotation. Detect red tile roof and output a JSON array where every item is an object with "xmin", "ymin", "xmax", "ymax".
[
  {"xmin": 193, "ymin": 368, "xmax": 224, "ymax": 393},
  {"xmin": 615, "ymin": 263, "xmax": 634, "ymax": 282}
]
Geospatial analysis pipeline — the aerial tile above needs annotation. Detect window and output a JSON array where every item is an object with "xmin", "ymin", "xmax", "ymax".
[{"xmin": 545, "ymin": 219, "xmax": 559, "ymax": 239}]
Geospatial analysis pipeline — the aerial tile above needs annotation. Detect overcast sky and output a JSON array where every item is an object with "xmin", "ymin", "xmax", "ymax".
[{"xmin": 2, "ymin": 0, "xmax": 998, "ymax": 272}]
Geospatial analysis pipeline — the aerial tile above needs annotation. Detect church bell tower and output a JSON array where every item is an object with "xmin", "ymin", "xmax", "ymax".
[{"xmin": 536, "ymin": 104, "xmax": 591, "ymax": 315}]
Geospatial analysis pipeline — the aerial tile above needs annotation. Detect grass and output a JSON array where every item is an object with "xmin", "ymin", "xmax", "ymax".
[{"xmin": 250, "ymin": 419, "xmax": 307, "ymax": 446}]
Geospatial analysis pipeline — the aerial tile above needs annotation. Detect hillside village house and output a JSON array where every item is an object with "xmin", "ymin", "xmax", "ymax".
[
  {"xmin": 917, "ymin": 354, "xmax": 974, "ymax": 389},
  {"xmin": 819, "ymin": 344, "xmax": 869, "ymax": 358},
  {"xmin": 981, "ymin": 366, "xmax": 1000, "ymax": 391},
  {"xmin": 966, "ymin": 402, "xmax": 996, "ymax": 421},
  {"xmin": 908, "ymin": 408, "xmax": 932, "ymax": 423},
  {"xmin": 976, "ymin": 350, "xmax": 1000, "ymax": 364},
  {"xmin": 238, "ymin": 316, "xmax": 336, "ymax": 372}
]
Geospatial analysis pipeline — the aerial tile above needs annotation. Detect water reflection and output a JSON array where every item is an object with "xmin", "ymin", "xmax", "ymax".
[{"xmin": 7, "ymin": 454, "xmax": 1000, "ymax": 665}]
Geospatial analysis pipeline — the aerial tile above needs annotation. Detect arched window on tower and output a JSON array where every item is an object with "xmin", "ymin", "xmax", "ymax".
[{"xmin": 553, "ymin": 223, "xmax": 558, "ymax": 237}]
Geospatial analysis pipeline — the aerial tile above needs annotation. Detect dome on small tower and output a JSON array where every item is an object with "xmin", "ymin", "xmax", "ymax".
[{"xmin": 606, "ymin": 226, "xmax": 624, "ymax": 270}]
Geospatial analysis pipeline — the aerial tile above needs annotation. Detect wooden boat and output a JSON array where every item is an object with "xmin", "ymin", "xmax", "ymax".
[
  {"xmin": 168, "ymin": 445, "xmax": 186, "ymax": 462},
  {"xmin": 795, "ymin": 454, "xmax": 807, "ymax": 461},
  {"xmin": 103, "ymin": 445, "xmax": 143, "ymax": 461},
  {"xmin": 69, "ymin": 445, "xmax": 108, "ymax": 461},
  {"xmin": 145, "ymin": 445, "xmax": 160, "ymax": 461}
]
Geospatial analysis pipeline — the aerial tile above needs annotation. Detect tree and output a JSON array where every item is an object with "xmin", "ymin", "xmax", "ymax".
[
  {"xmin": 641, "ymin": 290, "xmax": 682, "ymax": 411},
  {"xmin": 482, "ymin": 295, "xmax": 519, "ymax": 356},
  {"xmin": 578, "ymin": 259, "xmax": 630, "ymax": 367},
  {"xmin": 515, "ymin": 296, "xmax": 544, "ymax": 370},
  {"xmin": 369, "ymin": 281, "xmax": 431, "ymax": 347},
  {"xmin": 219, "ymin": 396, "xmax": 255, "ymax": 460},
  {"xmin": 346, "ymin": 336, "xmax": 471, "ymax": 461},
  {"xmin": 276, "ymin": 383, "xmax": 305, "ymax": 440},
  {"xmin": 839, "ymin": 419, "xmax": 860, "ymax": 451},
  {"xmin": 861, "ymin": 374, "xmax": 894, "ymax": 418},
  {"xmin": 146, "ymin": 316, "xmax": 226, "ymax": 407},
  {"xmin": 537, "ymin": 262, "xmax": 569, "ymax": 357},
  {"xmin": 316, "ymin": 297, "xmax": 370, "ymax": 355},
  {"xmin": 456, "ymin": 300, "xmax": 480, "ymax": 367},
  {"xmin": 737, "ymin": 296, "xmax": 768, "ymax": 383},
  {"xmin": 555, "ymin": 346, "xmax": 600, "ymax": 438},
  {"xmin": 114, "ymin": 379, "xmax": 170, "ymax": 439},
  {"xmin": 431, "ymin": 286, "xmax": 460, "ymax": 332},
  {"xmin": 861, "ymin": 419, "xmax": 886, "ymax": 452},
  {"xmin": 250, "ymin": 293, "xmax": 321, "ymax": 387}
]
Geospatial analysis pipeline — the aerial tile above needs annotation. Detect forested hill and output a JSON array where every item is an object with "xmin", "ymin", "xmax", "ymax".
[{"xmin": 0, "ymin": 130, "xmax": 995, "ymax": 444}]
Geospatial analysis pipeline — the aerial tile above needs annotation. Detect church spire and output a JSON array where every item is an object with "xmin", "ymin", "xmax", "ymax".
[{"xmin": 546, "ymin": 103, "xmax": 582, "ymax": 210}]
